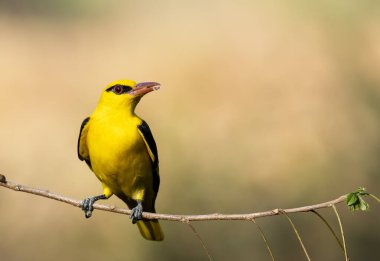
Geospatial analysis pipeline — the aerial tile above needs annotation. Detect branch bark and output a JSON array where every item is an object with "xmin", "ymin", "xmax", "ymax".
[{"xmin": 0, "ymin": 175, "xmax": 347, "ymax": 222}]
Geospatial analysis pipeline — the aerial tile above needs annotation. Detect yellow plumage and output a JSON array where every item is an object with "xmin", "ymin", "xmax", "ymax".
[{"xmin": 78, "ymin": 79, "xmax": 163, "ymax": 241}]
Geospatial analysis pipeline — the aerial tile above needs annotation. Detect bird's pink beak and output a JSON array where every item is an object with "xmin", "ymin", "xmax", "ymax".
[{"xmin": 130, "ymin": 82, "xmax": 161, "ymax": 96}]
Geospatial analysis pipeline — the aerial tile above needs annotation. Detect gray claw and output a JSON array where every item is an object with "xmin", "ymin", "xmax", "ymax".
[
  {"xmin": 81, "ymin": 194, "xmax": 107, "ymax": 219},
  {"xmin": 130, "ymin": 201, "xmax": 143, "ymax": 224}
]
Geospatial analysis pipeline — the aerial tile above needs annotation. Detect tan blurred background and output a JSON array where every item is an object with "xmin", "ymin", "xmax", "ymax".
[{"xmin": 0, "ymin": 0, "xmax": 379, "ymax": 260}]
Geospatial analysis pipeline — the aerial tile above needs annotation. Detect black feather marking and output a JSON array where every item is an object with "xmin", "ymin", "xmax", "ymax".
[
  {"xmin": 106, "ymin": 84, "xmax": 132, "ymax": 94},
  {"xmin": 77, "ymin": 117, "xmax": 92, "ymax": 168},
  {"xmin": 138, "ymin": 121, "xmax": 159, "ymax": 166},
  {"xmin": 138, "ymin": 120, "xmax": 160, "ymax": 201}
]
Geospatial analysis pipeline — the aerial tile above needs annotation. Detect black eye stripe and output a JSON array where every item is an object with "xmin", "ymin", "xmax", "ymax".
[{"xmin": 106, "ymin": 85, "xmax": 133, "ymax": 94}]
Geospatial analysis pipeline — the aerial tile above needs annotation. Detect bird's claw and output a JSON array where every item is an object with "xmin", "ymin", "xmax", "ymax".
[
  {"xmin": 81, "ymin": 197, "xmax": 95, "ymax": 218},
  {"xmin": 130, "ymin": 202, "xmax": 143, "ymax": 224},
  {"xmin": 81, "ymin": 194, "xmax": 107, "ymax": 219}
]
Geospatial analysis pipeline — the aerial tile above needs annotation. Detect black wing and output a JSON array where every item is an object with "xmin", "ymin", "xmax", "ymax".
[
  {"xmin": 77, "ymin": 117, "xmax": 92, "ymax": 169},
  {"xmin": 137, "ymin": 120, "xmax": 160, "ymax": 198}
]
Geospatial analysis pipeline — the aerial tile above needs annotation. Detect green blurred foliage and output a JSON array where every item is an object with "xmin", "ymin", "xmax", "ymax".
[{"xmin": 0, "ymin": 0, "xmax": 379, "ymax": 260}]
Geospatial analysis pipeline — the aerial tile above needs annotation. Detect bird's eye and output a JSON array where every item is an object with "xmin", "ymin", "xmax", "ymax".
[{"xmin": 113, "ymin": 85, "xmax": 123, "ymax": 94}]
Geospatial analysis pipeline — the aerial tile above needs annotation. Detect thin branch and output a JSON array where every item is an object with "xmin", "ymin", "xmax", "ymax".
[
  {"xmin": 0, "ymin": 177, "xmax": 348, "ymax": 222},
  {"xmin": 251, "ymin": 219, "xmax": 275, "ymax": 261},
  {"xmin": 186, "ymin": 221, "xmax": 213, "ymax": 261},
  {"xmin": 310, "ymin": 210, "xmax": 344, "ymax": 252},
  {"xmin": 332, "ymin": 205, "xmax": 348, "ymax": 261},
  {"xmin": 369, "ymin": 194, "xmax": 380, "ymax": 203},
  {"xmin": 282, "ymin": 212, "xmax": 311, "ymax": 261}
]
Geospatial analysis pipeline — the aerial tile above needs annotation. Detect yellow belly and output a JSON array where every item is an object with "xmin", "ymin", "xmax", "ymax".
[{"xmin": 86, "ymin": 114, "xmax": 153, "ymax": 200}]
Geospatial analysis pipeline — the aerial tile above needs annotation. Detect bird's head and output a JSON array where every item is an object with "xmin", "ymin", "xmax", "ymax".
[{"xmin": 98, "ymin": 79, "xmax": 160, "ymax": 112}]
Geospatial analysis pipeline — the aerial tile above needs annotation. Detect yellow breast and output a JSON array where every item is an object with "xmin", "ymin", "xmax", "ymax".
[{"xmin": 86, "ymin": 109, "xmax": 153, "ymax": 197}]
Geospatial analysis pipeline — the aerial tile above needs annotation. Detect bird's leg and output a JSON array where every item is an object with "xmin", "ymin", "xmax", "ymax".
[
  {"xmin": 130, "ymin": 200, "xmax": 143, "ymax": 224},
  {"xmin": 81, "ymin": 194, "xmax": 107, "ymax": 218}
]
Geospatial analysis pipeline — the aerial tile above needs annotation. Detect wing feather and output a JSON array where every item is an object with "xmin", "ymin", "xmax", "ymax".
[
  {"xmin": 77, "ymin": 117, "xmax": 92, "ymax": 169},
  {"xmin": 137, "ymin": 120, "xmax": 160, "ymax": 198}
]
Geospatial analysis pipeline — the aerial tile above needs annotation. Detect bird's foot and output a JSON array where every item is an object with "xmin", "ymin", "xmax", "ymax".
[
  {"xmin": 130, "ymin": 201, "xmax": 143, "ymax": 224},
  {"xmin": 81, "ymin": 194, "xmax": 107, "ymax": 218}
]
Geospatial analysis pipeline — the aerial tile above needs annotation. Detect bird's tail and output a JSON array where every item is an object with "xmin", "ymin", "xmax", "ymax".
[{"xmin": 136, "ymin": 219, "xmax": 164, "ymax": 241}]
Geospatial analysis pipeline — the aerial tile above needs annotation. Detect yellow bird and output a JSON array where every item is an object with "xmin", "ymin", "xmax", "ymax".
[{"xmin": 77, "ymin": 79, "xmax": 164, "ymax": 241}]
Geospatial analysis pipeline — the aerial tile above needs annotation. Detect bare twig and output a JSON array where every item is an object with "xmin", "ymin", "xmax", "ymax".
[
  {"xmin": 311, "ymin": 210, "xmax": 344, "ymax": 252},
  {"xmin": 0, "ymin": 178, "xmax": 348, "ymax": 222},
  {"xmin": 332, "ymin": 205, "xmax": 348, "ymax": 261},
  {"xmin": 282, "ymin": 212, "xmax": 311, "ymax": 261},
  {"xmin": 369, "ymin": 194, "xmax": 380, "ymax": 203},
  {"xmin": 186, "ymin": 221, "xmax": 213, "ymax": 261},
  {"xmin": 251, "ymin": 219, "xmax": 275, "ymax": 261}
]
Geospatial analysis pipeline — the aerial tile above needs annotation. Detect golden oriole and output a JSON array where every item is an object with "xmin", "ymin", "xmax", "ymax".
[{"xmin": 77, "ymin": 79, "xmax": 163, "ymax": 241}]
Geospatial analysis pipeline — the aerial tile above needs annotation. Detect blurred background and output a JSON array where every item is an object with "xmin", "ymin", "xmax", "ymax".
[{"xmin": 0, "ymin": 0, "xmax": 379, "ymax": 260}]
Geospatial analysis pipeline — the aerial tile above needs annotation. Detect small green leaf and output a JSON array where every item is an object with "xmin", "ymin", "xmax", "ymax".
[
  {"xmin": 346, "ymin": 187, "xmax": 370, "ymax": 212},
  {"xmin": 357, "ymin": 187, "xmax": 369, "ymax": 196},
  {"xmin": 346, "ymin": 193, "xmax": 358, "ymax": 206},
  {"xmin": 359, "ymin": 197, "xmax": 369, "ymax": 211}
]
